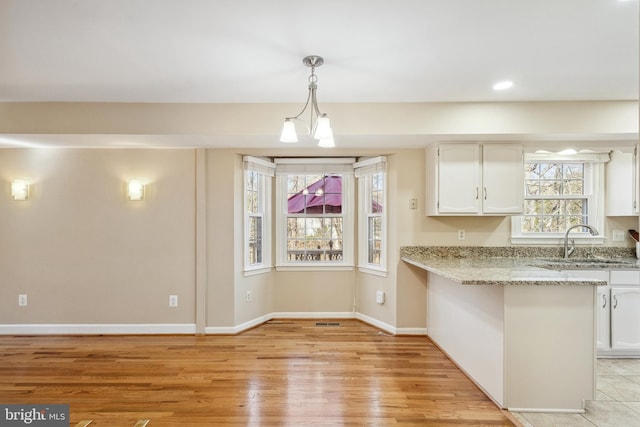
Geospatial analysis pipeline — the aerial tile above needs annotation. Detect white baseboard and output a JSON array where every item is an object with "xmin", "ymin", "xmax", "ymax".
[
  {"xmin": 0, "ymin": 313, "xmax": 426, "ymax": 337},
  {"xmin": 206, "ymin": 312, "xmax": 361, "ymax": 335},
  {"xmin": 355, "ymin": 312, "xmax": 396, "ymax": 335},
  {"xmin": 205, "ymin": 313, "xmax": 273, "ymax": 335},
  {"xmin": 270, "ymin": 311, "xmax": 356, "ymax": 320},
  {"xmin": 508, "ymin": 408, "xmax": 585, "ymax": 414},
  {"xmin": 0, "ymin": 323, "xmax": 196, "ymax": 335},
  {"xmin": 396, "ymin": 327, "xmax": 428, "ymax": 335}
]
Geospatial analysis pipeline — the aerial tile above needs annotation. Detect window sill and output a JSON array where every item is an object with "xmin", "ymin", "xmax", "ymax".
[
  {"xmin": 243, "ymin": 266, "xmax": 272, "ymax": 277},
  {"xmin": 275, "ymin": 264, "xmax": 355, "ymax": 272}
]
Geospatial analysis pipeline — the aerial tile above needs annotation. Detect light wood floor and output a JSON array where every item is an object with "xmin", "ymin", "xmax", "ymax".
[{"xmin": 0, "ymin": 319, "xmax": 515, "ymax": 426}]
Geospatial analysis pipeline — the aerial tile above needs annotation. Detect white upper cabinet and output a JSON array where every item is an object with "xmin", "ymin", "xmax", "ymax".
[
  {"xmin": 426, "ymin": 143, "xmax": 524, "ymax": 216},
  {"xmin": 605, "ymin": 148, "xmax": 638, "ymax": 216}
]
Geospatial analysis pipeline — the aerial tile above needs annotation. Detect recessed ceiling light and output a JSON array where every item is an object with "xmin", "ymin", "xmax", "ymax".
[{"xmin": 493, "ymin": 81, "xmax": 514, "ymax": 91}]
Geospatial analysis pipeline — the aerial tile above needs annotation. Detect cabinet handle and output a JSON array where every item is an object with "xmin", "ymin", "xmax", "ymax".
[
  {"xmin": 602, "ymin": 294, "xmax": 607, "ymax": 308},
  {"xmin": 475, "ymin": 187, "xmax": 479, "ymax": 200},
  {"xmin": 613, "ymin": 294, "xmax": 618, "ymax": 309},
  {"xmin": 483, "ymin": 187, "xmax": 487, "ymax": 200}
]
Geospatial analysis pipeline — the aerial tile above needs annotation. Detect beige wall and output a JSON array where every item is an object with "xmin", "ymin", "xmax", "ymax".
[
  {"xmin": 1, "ymin": 145, "xmax": 637, "ymax": 331},
  {"xmin": 0, "ymin": 101, "xmax": 636, "ymax": 139},
  {"xmin": 0, "ymin": 148, "xmax": 196, "ymax": 324},
  {"xmin": 0, "ymin": 100, "xmax": 637, "ymax": 333}
]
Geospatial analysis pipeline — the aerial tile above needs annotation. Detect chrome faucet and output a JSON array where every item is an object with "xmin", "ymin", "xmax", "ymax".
[{"xmin": 564, "ymin": 224, "xmax": 599, "ymax": 259}]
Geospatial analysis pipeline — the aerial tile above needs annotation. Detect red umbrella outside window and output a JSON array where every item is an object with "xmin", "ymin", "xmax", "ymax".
[{"xmin": 287, "ymin": 175, "xmax": 342, "ymax": 214}]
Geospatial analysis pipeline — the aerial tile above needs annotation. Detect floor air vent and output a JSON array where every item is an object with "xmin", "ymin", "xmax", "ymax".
[{"xmin": 315, "ymin": 322, "xmax": 341, "ymax": 326}]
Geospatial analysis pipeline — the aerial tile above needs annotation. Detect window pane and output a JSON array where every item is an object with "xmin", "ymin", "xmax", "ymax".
[
  {"xmin": 247, "ymin": 190, "xmax": 257, "ymax": 213},
  {"xmin": 542, "ymin": 199, "xmax": 561, "ymax": 215},
  {"xmin": 524, "ymin": 199, "xmax": 541, "ymax": 215},
  {"xmin": 368, "ymin": 216, "xmax": 382, "ymax": 265},
  {"xmin": 285, "ymin": 210, "xmax": 344, "ymax": 262},
  {"xmin": 288, "ymin": 175, "xmax": 342, "ymax": 214},
  {"xmin": 522, "ymin": 216, "xmax": 541, "ymax": 233},
  {"xmin": 563, "ymin": 164, "xmax": 583, "ymax": 179},
  {"xmin": 248, "ymin": 216, "xmax": 262, "ymax": 265},
  {"xmin": 565, "ymin": 199, "xmax": 586, "ymax": 215},
  {"xmin": 370, "ymin": 172, "xmax": 384, "ymax": 214},
  {"xmin": 563, "ymin": 179, "xmax": 583, "ymax": 195},
  {"xmin": 525, "ymin": 163, "xmax": 539, "ymax": 180},
  {"xmin": 525, "ymin": 180, "xmax": 539, "ymax": 196},
  {"xmin": 540, "ymin": 181, "xmax": 561, "ymax": 195},
  {"xmin": 543, "ymin": 215, "xmax": 562, "ymax": 233},
  {"xmin": 540, "ymin": 163, "xmax": 561, "ymax": 179},
  {"xmin": 287, "ymin": 218, "xmax": 305, "ymax": 238},
  {"xmin": 246, "ymin": 171, "xmax": 259, "ymax": 214},
  {"xmin": 567, "ymin": 215, "xmax": 587, "ymax": 227}
]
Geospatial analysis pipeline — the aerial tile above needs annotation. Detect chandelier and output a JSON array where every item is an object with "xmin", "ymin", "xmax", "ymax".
[{"xmin": 280, "ymin": 55, "xmax": 335, "ymax": 148}]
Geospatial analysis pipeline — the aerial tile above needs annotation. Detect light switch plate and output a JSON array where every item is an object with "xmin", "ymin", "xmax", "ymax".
[{"xmin": 612, "ymin": 229, "xmax": 625, "ymax": 242}]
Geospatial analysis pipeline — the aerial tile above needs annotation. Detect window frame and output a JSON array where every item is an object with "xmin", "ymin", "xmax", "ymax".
[
  {"xmin": 511, "ymin": 153, "xmax": 608, "ymax": 245},
  {"xmin": 355, "ymin": 156, "xmax": 387, "ymax": 276},
  {"xmin": 274, "ymin": 158, "xmax": 355, "ymax": 271},
  {"xmin": 243, "ymin": 156, "xmax": 274, "ymax": 275}
]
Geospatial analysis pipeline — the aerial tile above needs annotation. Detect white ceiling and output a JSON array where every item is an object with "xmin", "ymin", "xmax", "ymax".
[{"xmin": 0, "ymin": 0, "xmax": 638, "ymax": 147}]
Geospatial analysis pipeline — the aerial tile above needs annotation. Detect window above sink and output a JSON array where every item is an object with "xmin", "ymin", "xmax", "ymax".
[{"xmin": 511, "ymin": 152, "xmax": 608, "ymax": 246}]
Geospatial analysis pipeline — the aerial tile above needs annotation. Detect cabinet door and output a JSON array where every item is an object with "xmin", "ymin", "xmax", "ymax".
[
  {"xmin": 437, "ymin": 144, "xmax": 480, "ymax": 214},
  {"xmin": 482, "ymin": 144, "xmax": 524, "ymax": 214},
  {"xmin": 611, "ymin": 286, "xmax": 640, "ymax": 350},
  {"xmin": 605, "ymin": 150, "xmax": 635, "ymax": 216}
]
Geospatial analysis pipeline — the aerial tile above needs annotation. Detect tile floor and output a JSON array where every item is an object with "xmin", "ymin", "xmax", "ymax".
[{"xmin": 512, "ymin": 359, "xmax": 640, "ymax": 427}]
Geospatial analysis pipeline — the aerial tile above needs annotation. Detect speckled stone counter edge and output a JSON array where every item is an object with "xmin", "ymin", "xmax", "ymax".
[{"xmin": 400, "ymin": 246, "xmax": 635, "ymax": 260}]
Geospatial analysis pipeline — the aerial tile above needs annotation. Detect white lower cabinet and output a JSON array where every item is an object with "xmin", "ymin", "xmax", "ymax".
[
  {"xmin": 611, "ymin": 285, "xmax": 640, "ymax": 351},
  {"xmin": 563, "ymin": 269, "xmax": 640, "ymax": 356},
  {"xmin": 609, "ymin": 271, "xmax": 640, "ymax": 352}
]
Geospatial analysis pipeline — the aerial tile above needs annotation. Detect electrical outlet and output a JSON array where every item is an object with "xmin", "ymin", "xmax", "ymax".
[
  {"xmin": 246, "ymin": 291, "xmax": 253, "ymax": 302},
  {"xmin": 612, "ymin": 229, "xmax": 625, "ymax": 242},
  {"xmin": 409, "ymin": 198, "xmax": 417, "ymax": 210},
  {"xmin": 18, "ymin": 294, "xmax": 27, "ymax": 307},
  {"xmin": 169, "ymin": 295, "xmax": 178, "ymax": 307},
  {"xmin": 458, "ymin": 230, "xmax": 465, "ymax": 240}
]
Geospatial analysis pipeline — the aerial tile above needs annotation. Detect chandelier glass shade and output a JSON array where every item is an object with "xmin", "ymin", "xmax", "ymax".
[{"xmin": 280, "ymin": 55, "xmax": 335, "ymax": 147}]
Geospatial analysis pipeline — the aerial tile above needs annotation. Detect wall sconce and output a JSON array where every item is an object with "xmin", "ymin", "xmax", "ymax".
[
  {"xmin": 127, "ymin": 180, "xmax": 145, "ymax": 201},
  {"xmin": 11, "ymin": 179, "xmax": 30, "ymax": 201}
]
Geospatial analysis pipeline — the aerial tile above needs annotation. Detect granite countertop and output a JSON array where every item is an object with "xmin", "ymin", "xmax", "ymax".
[{"xmin": 400, "ymin": 246, "xmax": 639, "ymax": 286}]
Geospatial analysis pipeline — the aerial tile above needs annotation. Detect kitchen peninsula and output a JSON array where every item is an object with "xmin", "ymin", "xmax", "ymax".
[{"xmin": 401, "ymin": 246, "xmax": 614, "ymax": 413}]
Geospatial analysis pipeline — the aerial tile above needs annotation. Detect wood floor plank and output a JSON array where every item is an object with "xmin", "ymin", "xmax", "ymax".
[{"xmin": 0, "ymin": 319, "xmax": 514, "ymax": 426}]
